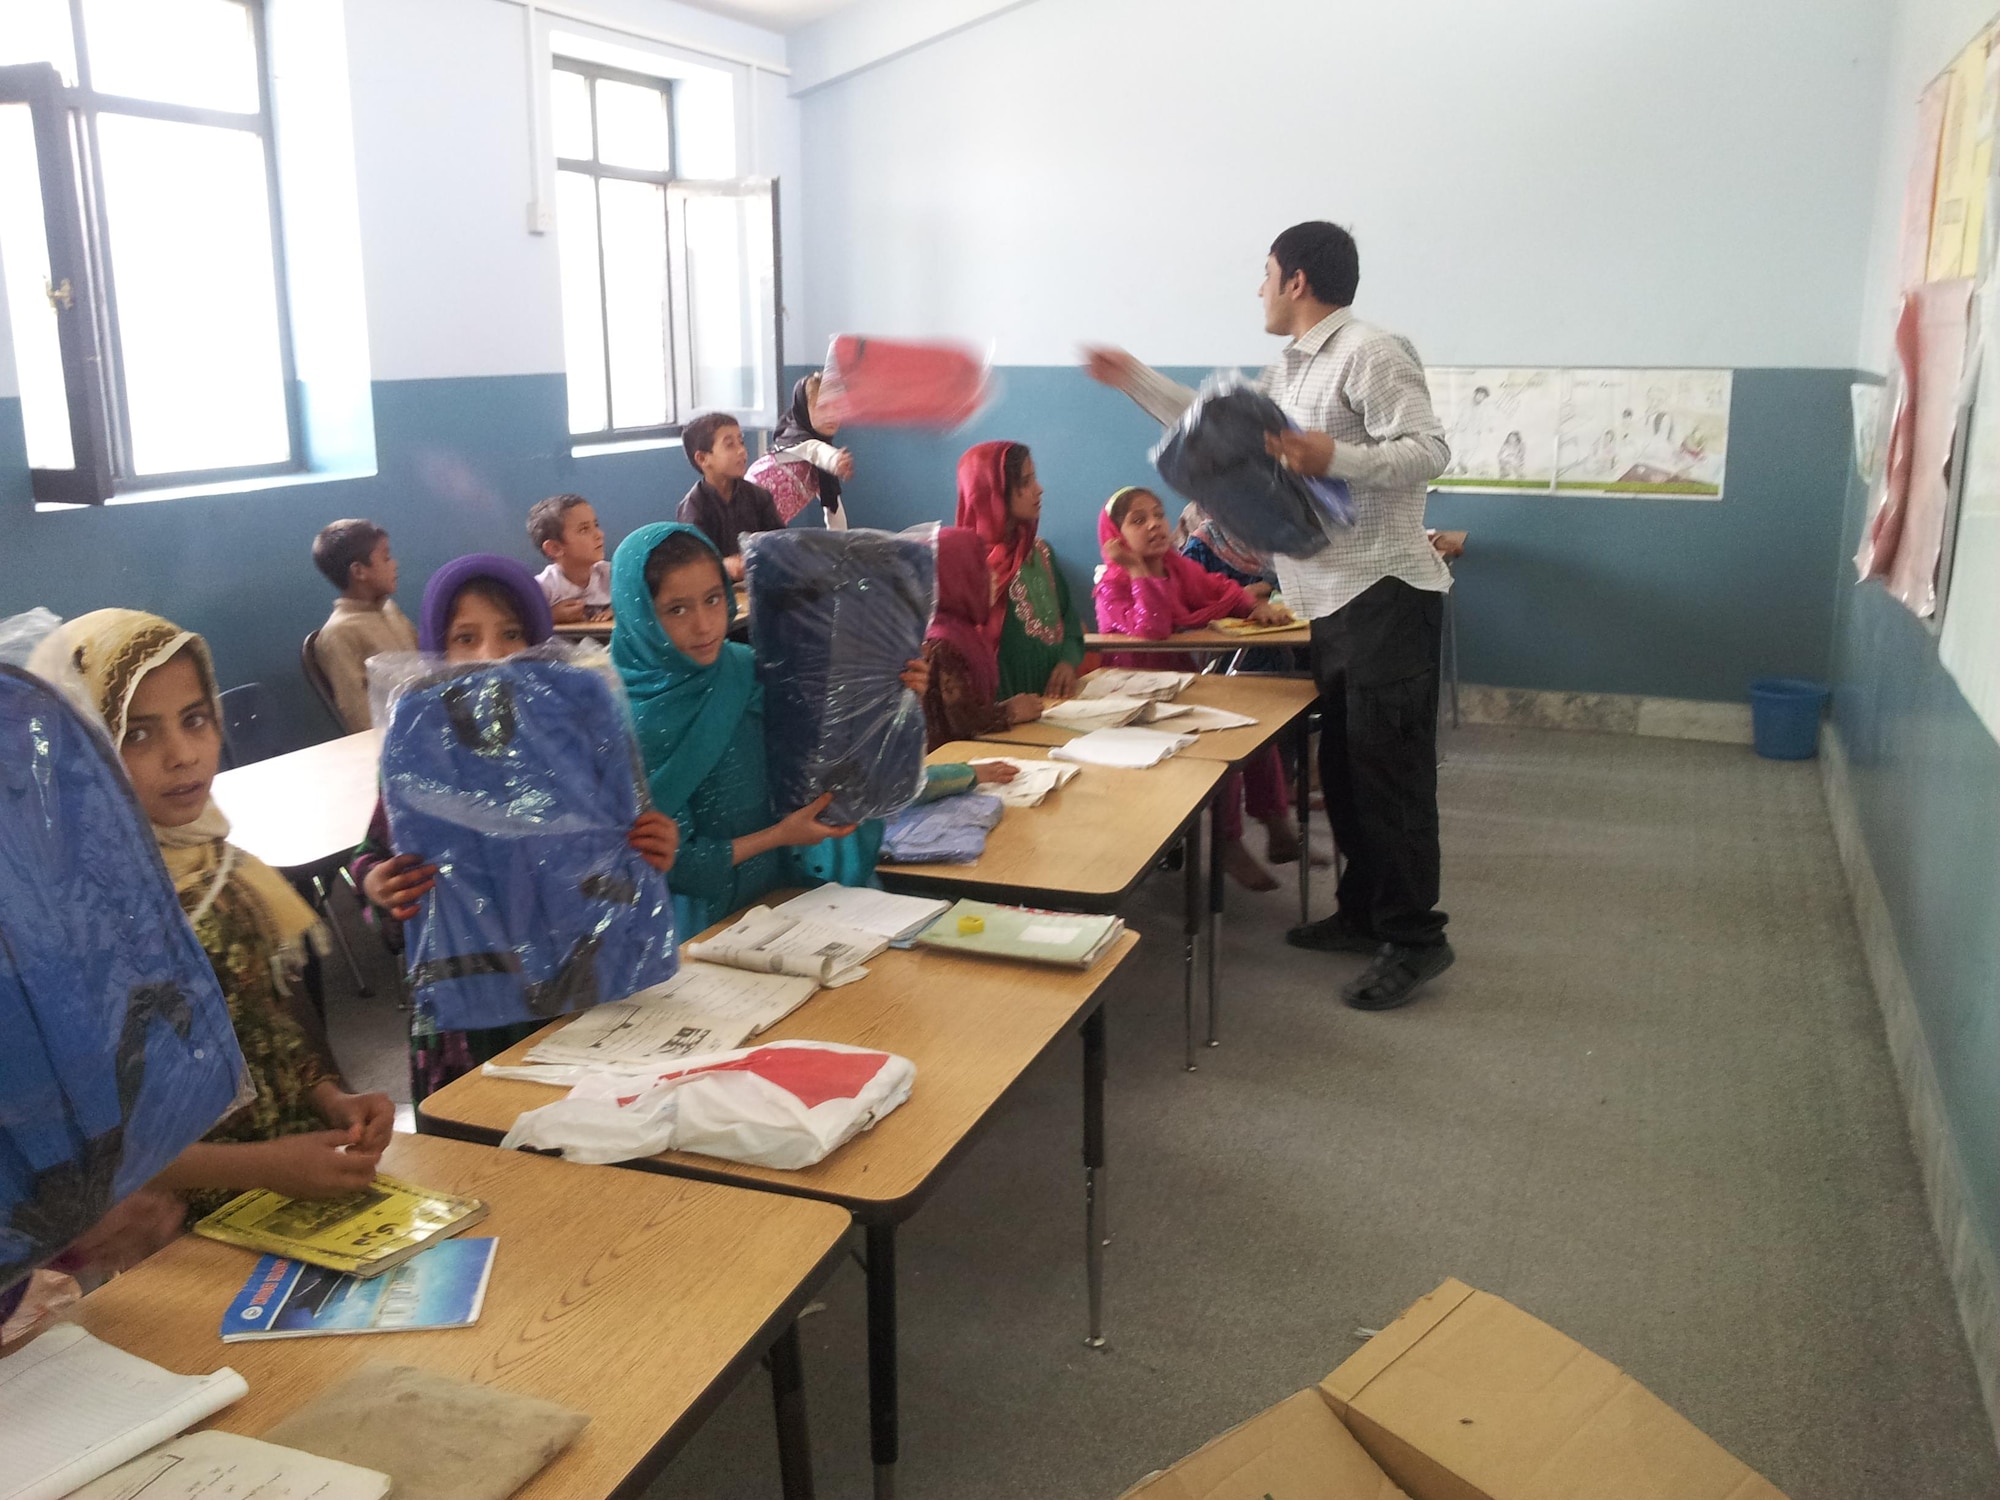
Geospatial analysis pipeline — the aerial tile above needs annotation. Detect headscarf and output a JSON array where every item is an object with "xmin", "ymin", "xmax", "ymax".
[
  {"xmin": 608, "ymin": 523, "xmax": 759, "ymax": 822},
  {"xmin": 954, "ymin": 440, "xmax": 1035, "ymax": 645},
  {"xmin": 1172, "ymin": 501, "xmax": 1268, "ymax": 579},
  {"xmin": 418, "ymin": 554, "xmax": 554, "ymax": 654},
  {"xmin": 925, "ymin": 527, "xmax": 999, "ymax": 702},
  {"xmin": 1100, "ymin": 490, "xmax": 1250, "ymax": 631},
  {"xmin": 773, "ymin": 374, "xmax": 841, "ymax": 518},
  {"xmin": 27, "ymin": 609, "xmax": 319, "ymax": 952}
]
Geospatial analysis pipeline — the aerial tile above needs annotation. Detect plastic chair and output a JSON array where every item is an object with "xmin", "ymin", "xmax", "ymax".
[{"xmin": 301, "ymin": 630, "xmax": 344, "ymax": 731}]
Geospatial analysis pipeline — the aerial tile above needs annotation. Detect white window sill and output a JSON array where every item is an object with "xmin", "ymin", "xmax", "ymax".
[
  {"xmin": 572, "ymin": 435, "xmax": 684, "ymax": 458},
  {"xmin": 34, "ymin": 465, "xmax": 378, "ymax": 512}
]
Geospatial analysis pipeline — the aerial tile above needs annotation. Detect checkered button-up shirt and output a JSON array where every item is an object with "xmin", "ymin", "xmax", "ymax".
[{"xmin": 1128, "ymin": 308, "xmax": 1452, "ymax": 620}]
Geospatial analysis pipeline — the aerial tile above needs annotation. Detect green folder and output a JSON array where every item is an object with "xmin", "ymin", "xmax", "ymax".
[{"xmin": 914, "ymin": 899, "xmax": 1125, "ymax": 969}]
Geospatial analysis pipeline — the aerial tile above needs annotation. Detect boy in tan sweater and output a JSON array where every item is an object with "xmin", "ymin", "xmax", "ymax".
[{"xmin": 311, "ymin": 518, "xmax": 417, "ymax": 732}]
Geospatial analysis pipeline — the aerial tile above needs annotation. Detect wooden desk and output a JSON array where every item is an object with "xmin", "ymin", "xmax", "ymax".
[
  {"xmin": 210, "ymin": 730, "xmax": 380, "ymax": 871},
  {"xmin": 551, "ymin": 619, "xmax": 613, "ymax": 641},
  {"xmin": 422, "ymin": 924, "xmax": 1140, "ymax": 1499},
  {"xmin": 1085, "ymin": 622, "xmax": 1309, "ymax": 655},
  {"xmin": 67, "ymin": 1133, "xmax": 850, "ymax": 1500}
]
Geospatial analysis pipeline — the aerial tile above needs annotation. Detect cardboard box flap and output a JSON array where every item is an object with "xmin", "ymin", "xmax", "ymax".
[
  {"xmin": 1118, "ymin": 1389, "xmax": 1411, "ymax": 1500},
  {"xmin": 1319, "ymin": 1283, "xmax": 1789, "ymax": 1500}
]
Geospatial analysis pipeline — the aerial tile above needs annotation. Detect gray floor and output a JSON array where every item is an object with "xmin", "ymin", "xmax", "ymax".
[{"xmin": 320, "ymin": 724, "xmax": 2000, "ymax": 1499}]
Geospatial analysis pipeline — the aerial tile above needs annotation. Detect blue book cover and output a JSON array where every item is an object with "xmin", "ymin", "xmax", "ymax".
[{"xmin": 219, "ymin": 1237, "xmax": 497, "ymax": 1341}]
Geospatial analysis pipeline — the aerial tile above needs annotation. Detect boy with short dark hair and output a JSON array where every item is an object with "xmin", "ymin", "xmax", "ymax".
[
  {"xmin": 311, "ymin": 518, "xmax": 417, "ymax": 732},
  {"xmin": 676, "ymin": 412, "xmax": 781, "ymax": 580},
  {"xmin": 527, "ymin": 493, "xmax": 611, "ymax": 624}
]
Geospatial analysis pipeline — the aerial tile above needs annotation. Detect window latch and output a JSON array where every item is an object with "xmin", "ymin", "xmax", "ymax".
[{"xmin": 44, "ymin": 277, "xmax": 73, "ymax": 311}]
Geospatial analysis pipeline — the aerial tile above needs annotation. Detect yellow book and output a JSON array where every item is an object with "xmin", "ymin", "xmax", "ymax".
[
  {"xmin": 1211, "ymin": 615, "xmax": 1300, "ymax": 636},
  {"xmin": 193, "ymin": 1175, "xmax": 488, "ymax": 1278}
]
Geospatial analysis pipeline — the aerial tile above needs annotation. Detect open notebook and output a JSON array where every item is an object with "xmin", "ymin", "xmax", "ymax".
[{"xmin": 527, "ymin": 962, "xmax": 820, "ymax": 1066}]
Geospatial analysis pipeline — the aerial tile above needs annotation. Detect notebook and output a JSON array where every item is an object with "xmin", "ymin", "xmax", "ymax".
[
  {"xmin": 66, "ymin": 1431, "xmax": 390, "ymax": 1500},
  {"xmin": 1171, "ymin": 704, "xmax": 1259, "ymax": 732},
  {"xmin": 528, "ymin": 962, "xmax": 819, "ymax": 1067},
  {"xmin": 914, "ymin": 899, "xmax": 1126, "ymax": 969},
  {"xmin": 1047, "ymin": 727, "xmax": 1195, "ymax": 768},
  {"xmin": 1076, "ymin": 668, "xmax": 1195, "ymax": 701},
  {"xmin": 1039, "ymin": 694, "xmax": 1151, "ymax": 730},
  {"xmin": 774, "ymin": 883, "xmax": 951, "ymax": 941},
  {"xmin": 219, "ymin": 1239, "xmax": 497, "ymax": 1342},
  {"xmin": 966, "ymin": 757, "xmax": 1081, "ymax": 808},
  {"xmin": 683, "ymin": 906, "xmax": 887, "ymax": 986},
  {"xmin": 193, "ymin": 1177, "xmax": 488, "ymax": 1278},
  {"xmin": 0, "ymin": 1325, "xmax": 247, "ymax": 1500}
]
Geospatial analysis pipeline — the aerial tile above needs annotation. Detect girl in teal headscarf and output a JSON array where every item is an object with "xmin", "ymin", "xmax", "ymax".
[{"xmin": 610, "ymin": 522, "xmax": 893, "ymax": 935}]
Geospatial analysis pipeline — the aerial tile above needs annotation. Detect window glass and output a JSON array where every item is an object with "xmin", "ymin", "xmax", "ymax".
[
  {"xmin": 594, "ymin": 77, "xmax": 670, "ymax": 173},
  {"xmin": 0, "ymin": 0, "xmax": 79, "ymax": 82},
  {"xmin": 82, "ymin": 0, "xmax": 260, "ymax": 113},
  {"xmin": 556, "ymin": 169, "xmax": 607, "ymax": 435},
  {"xmin": 598, "ymin": 177, "xmax": 669, "ymax": 428},
  {"xmin": 683, "ymin": 190, "xmax": 770, "ymax": 411},
  {"xmin": 551, "ymin": 68, "xmax": 592, "ymax": 161},
  {"xmin": 0, "ymin": 103, "xmax": 74, "ymax": 468},
  {"xmin": 673, "ymin": 71, "xmax": 735, "ymax": 179}
]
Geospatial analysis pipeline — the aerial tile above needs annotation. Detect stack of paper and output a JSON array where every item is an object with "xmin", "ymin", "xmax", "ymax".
[
  {"xmin": 774, "ymin": 883, "xmax": 949, "ymax": 941},
  {"xmin": 68, "ymin": 1432, "xmax": 390, "ymax": 1500},
  {"xmin": 915, "ymin": 899, "xmax": 1126, "ymax": 969},
  {"xmin": 528, "ymin": 962, "xmax": 819, "ymax": 1067},
  {"xmin": 1172, "ymin": 704, "xmax": 1259, "ymax": 732},
  {"xmin": 1076, "ymin": 668, "xmax": 1195, "ymax": 701},
  {"xmin": 0, "ymin": 1325, "xmax": 248, "ymax": 1500},
  {"xmin": 1048, "ymin": 727, "xmax": 1195, "ymax": 768},
  {"xmin": 967, "ymin": 758, "xmax": 1080, "ymax": 807},
  {"xmin": 684, "ymin": 906, "xmax": 887, "ymax": 986},
  {"xmin": 1039, "ymin": 694, "xmax": 1152, "ymax": 730}
]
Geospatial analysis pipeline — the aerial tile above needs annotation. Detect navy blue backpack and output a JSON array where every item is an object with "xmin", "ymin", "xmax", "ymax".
[
  {"xmin": 381, "ymin": 656, "xmax": 678, "ymax": 1034},
  {"xmin": 0, "ymin": 665, "xmax": 246, "ymax": 1292},
  {"xmin": 1153, "ymin": 376, "xmax": 1355, "ymax": 558},
  {"xmin": 745, "ymin": 528, "xmax": 935, "ymax": 825}
]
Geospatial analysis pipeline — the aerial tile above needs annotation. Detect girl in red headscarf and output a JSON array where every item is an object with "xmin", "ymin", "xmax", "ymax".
[
  {"xmin": 921, "ymin": 527, "xmax": 1046, "ymax": 750},
  {"xmin": 955, "ymin": 440, "xmax": 1086, "ymax": 700}
]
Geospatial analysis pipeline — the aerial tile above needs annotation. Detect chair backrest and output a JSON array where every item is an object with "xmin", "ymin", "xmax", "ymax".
[
  {"xmin": 217, "ymin": 683, "xmax": 286, "ymax": 769},
  {"xmin": 300, "ymin": 630, "xmax": 343, "ymax": 730}
]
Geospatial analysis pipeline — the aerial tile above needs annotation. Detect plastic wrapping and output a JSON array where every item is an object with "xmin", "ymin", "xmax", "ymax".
[
  {"xmin": 0, "ymin": 608, "xmax": 61, "ymax": 668},
  {"xmin": 816, "ymin": 334, "xmax": 991, "ymax": 428},
  {"xmin": 1152, "ymin": 370, "xmax": 1356, "ymax": 557},
  {"xmin": 377, "ymin": 648, "xmax": 678, "ymax": 1034},
  {"xmin": 744, "ymin": 526, "xmax": 936, "ymax": 826},
  {"xmin": 880, "ymin": 791, "xmax": 1004, "ymax": 864},
  {"xmin": 0, "ymin": 665, "xmax": 249, "ymax": 1292}
]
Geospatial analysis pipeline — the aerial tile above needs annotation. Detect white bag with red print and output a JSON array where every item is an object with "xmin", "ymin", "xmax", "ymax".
[{"xmin": 499, "ymin": 1040, "xmax": 914, "ymax": 1169}]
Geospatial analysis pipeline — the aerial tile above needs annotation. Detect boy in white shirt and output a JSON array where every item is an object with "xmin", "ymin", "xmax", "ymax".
[{"xmin": 527, "ymin": 493, "xmax": 611, "ymax": 624}]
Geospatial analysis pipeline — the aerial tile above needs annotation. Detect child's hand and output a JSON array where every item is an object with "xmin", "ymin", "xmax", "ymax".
[
  {"xmin": 1044, "ymin": 662, "xmax": 1079, "ymax": 700},
  {"xmin": 363, "ymin": 853, "xmax": 436, "ymax": 921},
  {"xmin": 899, "ymin": 657, "xmax": 931, "ymax": 698},
  {"xmin": 551, "ymin": 598, "xmax": 587, "ymax": 625},
  {"xmin": 973, "ymin": 761, "xmax": 1020, "ymax": 785},
  {"xmin": 49, "ymin": 1185, "xmax": 187, "ymax": 1276},
  {"xmin": 832, "ymin": 449, "xmax": 855, "ymax": 480},
  {"xmin": 629, "ymin": 810, "xmax": 680, "ymax": 871},
  {"xmin": 1004, "ymin": 693, "xmax": 1043, "ymax": 724},
  {"xmin": 1102, "ymin": 537, "xmax": 1141, "ymax": 573},
  {"xmin": 313, "ymin": 1083, "xmax": 395, "ymax": 1155},
  {"xmin": 1248, "ymin": 601, "xmax": 1293, "ymax": 626},
  {"xmin": 1245, "ymin": 581, "xmax": 1274, "ymax": 602},
  {"xmin": 255, "ymin": 1131, "xmax": 383, "ymax": 1199},
  {"xmin": 773, "ymin": 792, "xmax": 857, "ymax": 848}
]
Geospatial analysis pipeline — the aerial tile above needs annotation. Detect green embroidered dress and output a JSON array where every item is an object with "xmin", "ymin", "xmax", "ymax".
[{"xmin": 996, "ymin": 539, "xmax": 1085, "ymax": 699}]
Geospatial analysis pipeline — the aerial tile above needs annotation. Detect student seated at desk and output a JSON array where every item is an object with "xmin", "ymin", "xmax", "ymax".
[
  {"xmin": 922, "ymin": 526, "xmax": 1044, "ymax": 748},
  {"xmin": 356, "ymin": 555, "xmax": 679, "ymax": 1100},
  {"xmin": 1096, "ymin": 487, "xmax": 1300, "ymax": 890},
  {"xmin": 677, "ymin": 412, "xmax": 782, "ymax": 582},
  {"xmin": 30, "ymin": 611, "xmax": 395, "ymax": 1219},
  {"xmin": 528, "ymin": 493, "xmax": 612, "ymax": 624},
  {"xmin": 311, "ymin": 517, "xmax": 418, "ymax": 732},
  {"xmin": 956, "ymin": 440, "xmax": 1086, "ymax": 700}
]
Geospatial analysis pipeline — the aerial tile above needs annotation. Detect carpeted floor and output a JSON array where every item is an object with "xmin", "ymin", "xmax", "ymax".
[{"xmin": 322, "ymin": 723, "xmax": 2000, "ymax": 1499}]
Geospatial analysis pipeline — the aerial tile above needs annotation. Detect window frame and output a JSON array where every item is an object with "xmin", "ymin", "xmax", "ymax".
[{"xmin": 3, "ymin": 0, "xmax": 303, "ymax": 503}]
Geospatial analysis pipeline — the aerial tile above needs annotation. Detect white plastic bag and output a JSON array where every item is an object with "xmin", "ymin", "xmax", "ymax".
[{"xmin": 499, "ymin": 1039, "xmax": 914, "ymax": 1169}]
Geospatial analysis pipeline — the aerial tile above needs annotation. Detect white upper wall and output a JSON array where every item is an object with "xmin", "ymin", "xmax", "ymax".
[{"xmin": 798, "ymin": 0, "xmax": 1895, "ymax": 370}]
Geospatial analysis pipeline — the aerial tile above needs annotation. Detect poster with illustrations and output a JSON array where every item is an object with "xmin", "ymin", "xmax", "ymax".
[{"xmin": 1428, "ymin": 367, "xmax": 1731, "ymax": 499}]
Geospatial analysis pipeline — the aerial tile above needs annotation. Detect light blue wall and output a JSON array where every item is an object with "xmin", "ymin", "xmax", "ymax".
[
  {"xmin": 813, "ymin": 364, "xmax": 1855, "ymax": 704},
  {"xmin": 1830, "ymin": 467, "xmax": 2000, "ymax": 1268}
]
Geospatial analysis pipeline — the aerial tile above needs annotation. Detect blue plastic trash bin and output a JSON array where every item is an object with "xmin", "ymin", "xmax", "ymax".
[{"xmin": 1748, "ymin": 678, "xmax": 1828, "ymax": 760}]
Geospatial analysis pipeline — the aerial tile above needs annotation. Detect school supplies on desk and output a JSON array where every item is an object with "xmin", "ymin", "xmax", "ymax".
[
  {"xmin": 1210, "ymin": 614, "xmax": 1300, "ymax": 636},
  {"xmin": 1172, "ymin": 704, "xmax": 1260, "ymax": 732},
  {"xmin": 684, "ymin": 906, "xmax": 888, "ymax": 986},
  {"xmin": 966, "ymin": 758, "xmax": 1080, "ymax": 807},
  {"xmin": 1039, "ymin": 694, "xmax": 1151, "ymax": 730},
  {"xmin": 774, "ymin": 882, "xmax": 950, "ymax": 940},
  {"xmin": 1048, "ymin": 726, "xmax": 1195, "ymax": 768},
  {"xmin": 915, "ymin": 899, "xmax": 1126, "ymax": 969},
  {"xmin": 193, "ymin": 1176, "xmax": 488, "ymax": 1278},
  {"xmin": 1075, "ymin": 667, "xmax": 1195, "ymax": 701},
  {"xmin": 218, "ymin": 1239, "xmax": 497, "ymax": 1342},
  {"xmin": 880, "ymin": 792, "xmax": 1005, "ymax": 864},
  {"xmin": 66, "ymin": 1431, "xmax": 390, "ymax": 1500},
  {"xmin": 0, "ymin": 1324, "xmax": 247, "ymax": 1500},
  {"xmin": 526, "ymin": 963, "xmax": 820, "ymax": 1067}
]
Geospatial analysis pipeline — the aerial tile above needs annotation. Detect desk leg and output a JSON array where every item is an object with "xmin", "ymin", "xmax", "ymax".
[
  {"xmin": 1296, "ymin": 711, "xmax": 1312, "ymax": 927},
  {"xmin": 1206, "ymin": 795, "xmax": 1224, "ymax": 1048},
  {"xmin": 769, "ymin": 1321, "xmax": 815, "ymax": 1500},
  {"xmin": 1182, "ymin": 815, "xmax": 1202, "ymax": 1073},
  {"xmin": 866, "ymin": 1223, "xmax": 898, "ymax": 1500},
  {"xmin": 1083, "ymin": 1003, "xmax": 1108, "ymax": 1349}
]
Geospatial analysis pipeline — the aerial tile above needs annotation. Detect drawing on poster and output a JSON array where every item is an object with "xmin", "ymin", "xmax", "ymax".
[{"xmin": 1428, "ymin": 367, "xmax": 1731, "ymax": 499}]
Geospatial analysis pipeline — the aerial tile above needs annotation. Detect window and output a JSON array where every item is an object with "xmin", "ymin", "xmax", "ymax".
[
  {"xmin": 0, "ymin": 0, "xmax": 298, "ymax": 502},
  {"xmin": 551, "ymin": 56, "xmax": 777, "ymax": 442}
]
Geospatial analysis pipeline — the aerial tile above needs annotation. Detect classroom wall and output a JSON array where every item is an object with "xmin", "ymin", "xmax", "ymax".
[
  {"xmin": 792, "ymin": 0, "xmax": 1892, "ymax": 703},
  {"xmin": 0, "ymin": 0, "xmax": 798, "ymax": 749}
]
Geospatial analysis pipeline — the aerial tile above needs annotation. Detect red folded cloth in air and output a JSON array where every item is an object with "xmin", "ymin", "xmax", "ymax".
[{"xmin": 816, "ymin": 335, "xmax": 989, "ymax": 428}]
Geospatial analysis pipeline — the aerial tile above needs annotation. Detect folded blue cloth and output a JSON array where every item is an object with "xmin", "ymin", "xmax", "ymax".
[{"xmin": 880, "ymin": 792, "xmax": 1004, "ymax": 864}]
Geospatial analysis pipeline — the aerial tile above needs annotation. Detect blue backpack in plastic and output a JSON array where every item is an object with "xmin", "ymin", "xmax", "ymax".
[
  {"xmin": 745, "ymin": 527, "xmax": 935, "ymax": 825},
  {"xmin": 0, "ymin": 665, "xmax": 246, "ymax": 1292},
  {"xmin": 381, "ymin": 655, "xmax": 678, "ymax": 1034}
]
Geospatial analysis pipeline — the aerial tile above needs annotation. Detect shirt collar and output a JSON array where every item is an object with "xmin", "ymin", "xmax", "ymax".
[{"xmin": 1287, "ymin": 307, "xmax": 1353, "ymax": 358}]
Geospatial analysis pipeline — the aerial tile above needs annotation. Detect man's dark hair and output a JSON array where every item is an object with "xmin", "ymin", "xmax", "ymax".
[
  {"xmin": 1269, "ymin": 221, "xmax": 1359, "ymax": 307},
  {"xmin": 682, "ymin": 412, "xmax": 741, "ymax": 472},
  {"xmin": 527, "ymin": 493, "xmax": 590, "ymax": 551},
  {"xmin": 311, "ymin": 518, "xmax": 387, "ymax": 591},
  {"xmin": 645, "ymin": 529, "xmax": 724, "ymax": 597}
]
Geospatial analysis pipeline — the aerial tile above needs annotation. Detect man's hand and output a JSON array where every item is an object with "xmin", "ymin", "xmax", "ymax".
[
  {"xmin": 313, "ymin": 1083, "xmax": 395, "ymax": 1154},
  {"xmin": 550, "ymin": 598, "xmax": 587, "ymax": 625},
  {"xmin": 1081, "ymin": 346, "xmax": 1144, "ymax": 393},
  {"xmin": 362, "ymin": 852, "xmax": 436, "ymax": 922},
  {"xmin": 628, "ymin": 810, "xmax": 680, "ymax": 871},
  {"xmin": 1264, "ymin": 428, "xmax": 1335, "ymax": 476}
]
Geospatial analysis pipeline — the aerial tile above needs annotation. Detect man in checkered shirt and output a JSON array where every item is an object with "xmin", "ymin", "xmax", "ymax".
[{"xmin": 1086, "ymin": 221, "xmax": 1455, "ymax": 1011}]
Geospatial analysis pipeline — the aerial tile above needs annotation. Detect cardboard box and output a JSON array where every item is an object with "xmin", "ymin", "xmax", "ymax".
[{"xmin": 1120, "ymin": 1280, "xmax": 1788, "ymax": 1500}]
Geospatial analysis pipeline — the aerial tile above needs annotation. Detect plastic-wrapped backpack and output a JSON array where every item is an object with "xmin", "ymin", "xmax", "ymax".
[
  {"xmin": 380, "ymin": 653, "xmax": 678, "ymax": 1034},
  {"xmin": 1152, "ymin": 371, "xmax": 1355, "ymax": 558},
  {"xmin": 0, "ymin": 665, "xmax": 248, "ymax": 1292},
  {"xmin": 744, "ymin": 527, "xmax": 937, "ymax": 826}
]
